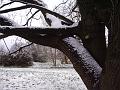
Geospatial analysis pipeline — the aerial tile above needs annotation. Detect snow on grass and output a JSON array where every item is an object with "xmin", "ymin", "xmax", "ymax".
[
  {"xmin": 31, "ymin": 62, "xmax": 73, "ymax": 69},
  {"xmin": 0, "ymin": 66, "xmax": 87, "ymax": 90}
]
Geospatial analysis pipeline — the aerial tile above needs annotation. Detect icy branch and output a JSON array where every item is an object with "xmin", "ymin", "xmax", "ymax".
[
  {"xmin": 63, "ymin": 37, "xmax": 102, "ymax": 79},
  {"xmin": 62, "ymin": 37, "xmax": 102, "ymax": 89}
]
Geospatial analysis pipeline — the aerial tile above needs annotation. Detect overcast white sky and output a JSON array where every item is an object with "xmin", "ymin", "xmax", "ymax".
[{"xmin": 0, "ymin": 0, "xmax": 64, "ymax": 51}]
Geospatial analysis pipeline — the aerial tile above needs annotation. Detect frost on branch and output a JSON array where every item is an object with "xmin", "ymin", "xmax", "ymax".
[
  {"xmin": 46, "ymin": 13, "xmax": 78, "ymax": 28},
  {"xmin": 63, "ymin": 37, "xmax": 102, "ymax": 87},
  {"xmin": 46, "ymin": 13, "xmax": 63, "ymax": 27}
]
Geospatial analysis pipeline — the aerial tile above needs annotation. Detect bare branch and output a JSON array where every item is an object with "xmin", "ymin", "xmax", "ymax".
[
  {"xmin": 53, "ymin": 0, "xmax": 69, "ymax": 11},
  {"xmin": 26, "ymin": 8, "xmax": 32, "ymax": 16},
  {"xmin": 9, "ymin": 42, "xmax": 33, "ymax": 55},
  {"xmin": 59, "ymin": 37, "xmax": 102, "ymax": 89},
  {"xmin": 66, "ymin": 3, "xmax": 78, "ymax": 17},
  {"xmin": 24, "ymin": 10, "xmax": 40, "ymax": 26},
  {"xmin": 41, "ymin": 11, "xmax": 51, "ymax": 26},
  {"xmin": 0, "ymin": 4, "xmax": 74, "ymax": 25},
  {"xmin": 3, "ymin": 39, "xmax": 10, "ymax": 53},
  {"xmin": 0, "ymin": 1, "xmax": 14, "ymax": 9},
  {"xmin": 0, "ymin": 5, "xmax": 30, "ymax": 14},
  {"xmin": 0, "ymin": 25, "xmax": 79, "ymax": 36},
  {"xmin": 10, "ymin": 0, "xmax": 46, "ymax": 7}
]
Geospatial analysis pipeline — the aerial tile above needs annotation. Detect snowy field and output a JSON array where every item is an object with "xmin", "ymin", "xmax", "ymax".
[{"xmin": 0, "ymin": 63, "xmax": 87, "ymax": 90}]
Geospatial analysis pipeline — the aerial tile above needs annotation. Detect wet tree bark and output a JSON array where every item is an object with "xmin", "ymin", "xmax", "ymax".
[
  {"xmin": 58, "ymin": 37, "xmax": 102, "ymax": 90},
  {"xmin": 101, "ymin": 4, "xmax": 120, "ymax": 90},
  {"xmin": 80, "ymin": 22, "xmax": 106, "ymax": 68},
  {"xmin": 77, "ymin": 0, "xmax": 106, "ymax": 68}
]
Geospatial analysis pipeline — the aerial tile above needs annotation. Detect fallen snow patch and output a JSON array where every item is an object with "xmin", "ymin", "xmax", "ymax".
[{"xmin": 0, "ymin": 67, "xmax": 87, "ymax": 90}]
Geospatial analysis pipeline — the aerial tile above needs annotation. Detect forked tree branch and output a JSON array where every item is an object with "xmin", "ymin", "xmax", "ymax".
[
  {"xmin": 0, "ymin": 4, "xmax": 74, "ymax": 25},
  {"xmin": 53, "ymin": 0, "xmax": 69, "ymax": 11},
  {"xmin": 24, "ymin": 10, "xmax": 40, "ymax": 26}
]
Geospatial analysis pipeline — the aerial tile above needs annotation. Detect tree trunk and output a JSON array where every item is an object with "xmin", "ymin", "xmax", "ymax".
[
  {"xmin": 64, "ymin": 55, "xmax": 68, "ymax": 64},
  {"xmin": 53, "ymin": 49, "xmax": 57, "ymax": 66},
  {"xmin": 81, "ymin": 22, "xmax": 106, "ymax": 68},
  {"xmin": 101, "ymin": 6, "xmax": 120, "ymax": 90},
  {"xmin": 58, "ymin": 37, "xmax": 102, "ymax": 90}
]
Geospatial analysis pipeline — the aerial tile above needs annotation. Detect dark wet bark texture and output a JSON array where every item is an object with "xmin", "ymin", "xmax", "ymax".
[{"xmin": 101, "ymin": 7, "xmax": 120, "ymax": 90}]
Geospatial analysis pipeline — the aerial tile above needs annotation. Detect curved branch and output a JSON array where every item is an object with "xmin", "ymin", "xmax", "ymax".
[
  {"xmin": 0, "ymin": 4, "xmax": 74, "ymax": 25},
  {"xmin": 24, "ymin": 10, "xmax": 40, "ymax": 26},
  {"xmin": 53, "ymin": 0, "xmax": 69, "ymax": 11},
  {"xmin": 58, "ymin": 37, "xmax": 102, "ymax": 90},
  {"xmin": 0, "ymin": 5, "xmax": 29, "ymax": 13},
  {"xmin": 10, "ymin": 0, "xmax": 46, "ymax": 7},
  {"xmin": 0, "ymin": 1, "xmax": 14, "ymax": 9}
]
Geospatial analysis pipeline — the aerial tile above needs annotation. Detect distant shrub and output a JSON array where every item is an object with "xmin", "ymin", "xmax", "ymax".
[
  {"xmin": 32, "ymin": 53, "xmax": 47, "ymax": 63},
  {"xmin": 37, "ymin": 55, "xmax": 48, "ymax": 63},
  {"xmin": 0, "ymin": 55, "xmax": 12, "ymax": 66},
  {"xmin": 0, "ymin": 53, "xmax": 33, "ymax": 67}
]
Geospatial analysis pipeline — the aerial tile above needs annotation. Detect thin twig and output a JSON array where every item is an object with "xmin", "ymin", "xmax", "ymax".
[
  {"xmin": 9, "ymin": 42, "xmax": 33, "ymax": 55},
  {"xmin": 0, "ymin": 4, "xmax": 74, "ymax": 25},
  {"xmin": 53, "ymin": 0, "xmax": 69, "ymax": 11},
  {"xmin": 3, "ymin": 39, "xmax": 11, "ymax": 53},
  {"xmin": 26, "ymin": 8, "xmax": 32, "ymax": 16},
  {"xmin": 24, "ymin": 10, "xmax": 40, "ymax": 26},
  {"xmin": 0, "ymin": 1, "xmax": 14, "ymax": 9}
]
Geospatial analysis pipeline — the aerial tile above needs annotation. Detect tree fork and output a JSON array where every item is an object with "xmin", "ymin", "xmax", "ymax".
[{"xmin": 80, "ymin": 22, "xmax": 106, "ymax": 68}]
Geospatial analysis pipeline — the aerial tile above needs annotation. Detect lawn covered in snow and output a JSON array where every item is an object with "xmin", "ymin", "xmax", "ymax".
[{"xmin": 0, "ymin": 63, "xmax": 87, "ymax": 90}]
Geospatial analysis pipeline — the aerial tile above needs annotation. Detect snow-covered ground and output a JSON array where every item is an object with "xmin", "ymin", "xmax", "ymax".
[{"xmin": 0, "ymin": 63, "xmax": 87, "ymax": 90}]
